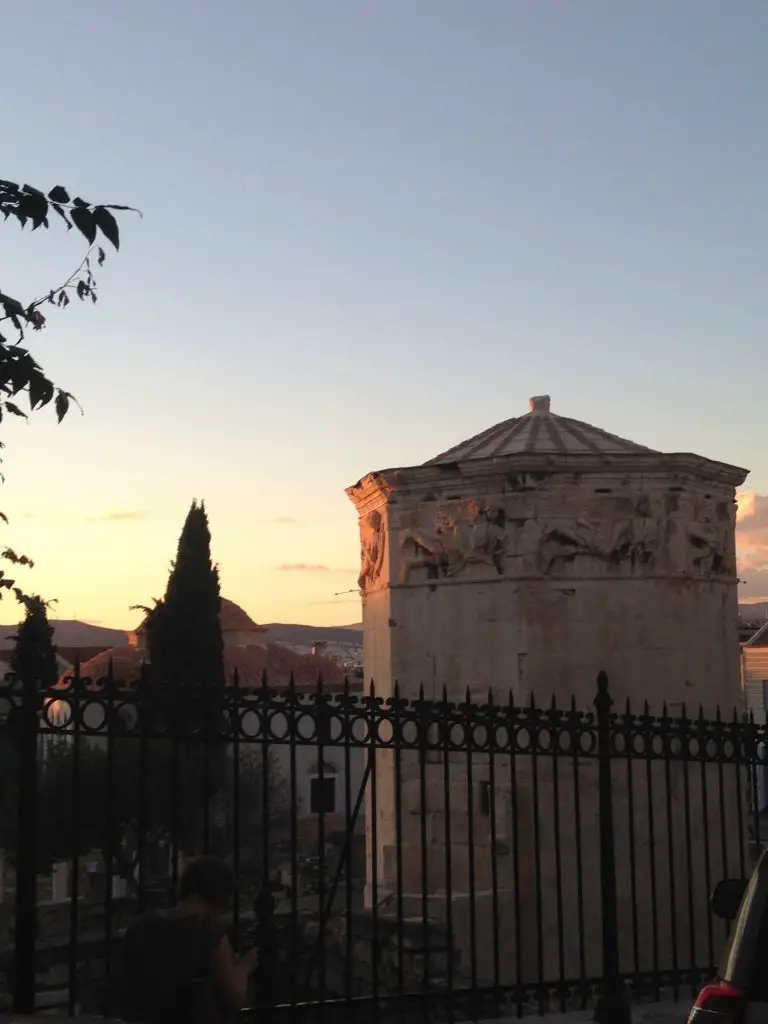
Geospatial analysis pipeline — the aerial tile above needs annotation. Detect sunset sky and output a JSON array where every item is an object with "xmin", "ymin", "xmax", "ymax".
[{"xmin": 2, "ymin": 1, "xmax": 768, "ymax": 628}]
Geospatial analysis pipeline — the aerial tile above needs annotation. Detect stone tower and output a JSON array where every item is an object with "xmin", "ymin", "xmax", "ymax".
[
  {"xmin": 347, "ymin": 394, "xmax": 747, "ymax": 711},
  {"xmin": 346, "ymin": 395, "xmax": 748, "ymax": 988}
]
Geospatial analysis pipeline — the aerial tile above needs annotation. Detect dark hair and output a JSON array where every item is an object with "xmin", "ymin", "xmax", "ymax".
[{"xmin": 179, "ymin": 856, "xmax": 235, "ymax": 909}]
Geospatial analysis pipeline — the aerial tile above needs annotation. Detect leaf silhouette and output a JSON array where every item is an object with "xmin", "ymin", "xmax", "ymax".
[
  {"xmin": 94, "ymin": 207, "xmax": 120, "ymax": 250},
  {"xmin": 70, "ymin": 206, "xmax": 96, "ymax": 245}
]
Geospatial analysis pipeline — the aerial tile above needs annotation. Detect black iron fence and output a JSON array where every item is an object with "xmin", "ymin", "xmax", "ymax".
[{"xmin": 0, "ymin": 666, "xmax": 766, "ymax": 1021}]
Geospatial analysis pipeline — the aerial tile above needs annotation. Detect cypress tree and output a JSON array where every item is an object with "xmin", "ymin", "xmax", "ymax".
[
  {"xmin": 11, "ymin": 596, "xmax": 59, "ymax": 690},
  {"xmin": 143, "ymin": 501, "xmax": 226, "ymax": 856},
  {"xmin": 145, "ymin": 500, "xmax": 225, "ymax": 692}
]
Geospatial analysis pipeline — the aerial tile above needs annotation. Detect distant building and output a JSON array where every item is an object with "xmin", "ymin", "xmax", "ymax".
[{"xmin": 742, "ymin": 619, "xmax": 768, "ymax": 724}]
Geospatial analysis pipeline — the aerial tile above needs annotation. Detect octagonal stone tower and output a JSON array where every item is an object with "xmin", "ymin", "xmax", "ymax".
[
  {"xmin": 347, "ymin": 394, "xmax": 747, "ymax": 712},
  {"xmin": 346, "ymin": 395, "xmax": 749, "ymax": 987}
]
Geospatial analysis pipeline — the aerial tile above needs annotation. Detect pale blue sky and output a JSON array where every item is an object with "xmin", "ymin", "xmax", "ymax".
[{"xmin": 1, "ymin": 1, "xmax": 767, "ymax": 625}]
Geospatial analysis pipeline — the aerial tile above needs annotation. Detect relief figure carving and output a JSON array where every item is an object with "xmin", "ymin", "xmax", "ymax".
[
  {"xmin": 686, "ymin": 498, "xmax": 732, "ymax": 577},
  {"xmin": 399, "ymin": 502, "xmax": 509, "ymax": 582},
  {"xmin": 358, "ymin": 510, "xmax": 386, "ymax": 592},
  {"xmin": 399, "ymin": 513, "xmax": 464, "ymax": 582},
  {"xmin": 609, "ymin": 495, "xmax": 665, "ymax": 570},
  {"xmin": 538, "ymin": 515, "xmax": 605, "ymax": 574},
  {"xmin": 449, "ymin": 502, "xmax": 508, "ymax": 576}
]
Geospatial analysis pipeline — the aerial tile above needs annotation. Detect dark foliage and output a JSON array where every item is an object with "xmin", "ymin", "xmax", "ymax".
[
  {"xmin": 134, "ymin": 501, "xmax": 228, "ymax": 851},
  {"xmin": 0, "ymin": 178, "xmax": 135, "ymax": 602},
  {"xmin": 9, "ymin": 595, "xmax": 59, "ymax": 690},
  {"xmin": 0, "ymin": 179, "xmax": 135, "ymax": 426},
  {"xmin": 143, "ymin": 500, "xmax": 225, "ymax": 692}
]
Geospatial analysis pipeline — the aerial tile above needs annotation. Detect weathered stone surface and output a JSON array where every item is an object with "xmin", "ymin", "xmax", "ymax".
[{"xmin": 347, "ymin": 398, "xmax": 747, "ymax": 998}]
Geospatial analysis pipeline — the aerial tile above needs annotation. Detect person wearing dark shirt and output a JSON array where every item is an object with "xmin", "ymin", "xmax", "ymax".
[{"xmin": 110, "ymin": 856, "xmax": 259, "ymax": 1023}]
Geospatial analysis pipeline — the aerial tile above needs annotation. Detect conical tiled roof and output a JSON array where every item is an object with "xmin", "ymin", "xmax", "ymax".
[{"xmin": 426, "ymin": 395, "xmax": 655, "ymax": 464}]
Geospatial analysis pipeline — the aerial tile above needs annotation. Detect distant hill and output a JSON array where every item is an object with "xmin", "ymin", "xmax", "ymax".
[
  {"xmin": 261, "ymin": 623, "xmax": 362, "ymax": 647},
  {"xmin": 0, "ymin": 619, "xmax": 128, "ymax": 651},
  {"xmin": 740, "ymin": 602, "xmax": 768, "ymax": 623},
  {"xmin": 0, "ymin": 618, "xmax": 361, "ymax": 652}
]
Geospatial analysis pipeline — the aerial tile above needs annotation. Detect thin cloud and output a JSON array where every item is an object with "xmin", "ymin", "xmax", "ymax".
[
  {"xmin": 85, "ymin": 510, "xmax": 148, "ymax": 524},
  {"xmin": 277, "ymin": 563, "xmax": 332, "ymax": 573},
  {"xmin": 276, "ymin": 563, "xmax": 358, "ymax": 575}
]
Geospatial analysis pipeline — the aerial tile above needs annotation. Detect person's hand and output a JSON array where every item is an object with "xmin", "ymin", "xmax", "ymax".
[{"xmin": 240, "ymin": 947, "xmax": 260, "ymax": 973}]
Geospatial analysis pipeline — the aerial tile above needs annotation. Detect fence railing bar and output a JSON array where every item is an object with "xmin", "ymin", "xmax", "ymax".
[
  {"xmin": 529, "ymin": 692, "xmax": 544, "ymax": 1015},
  {"xmin": 625, "ymin": 699, "xmax": 640, "ymax": 980},
  {"xmin": 441, "ymin": 687, "xmax": 455, "ymax": 1024},
  {"xmin": 662, "ymin": 704, "xmax": 680, "ymax": 1003},
  {"xmin": 680, "ymin": 703, "xmax": 697, "ymax": 1001},
  {"xmin": 463, "ymin": 687, "xmax": 478, "ymax": 1021},
  {"xmin": 698, "ymin": 703, "xmax": 715, "ymax": 970},
  {"xmin": 594, "ymin": 671, "xmax": 631, "ymax": 1024},
  {"xmin": 487, "ymin": 689, "xmax": 501, "ymax": 1018}
]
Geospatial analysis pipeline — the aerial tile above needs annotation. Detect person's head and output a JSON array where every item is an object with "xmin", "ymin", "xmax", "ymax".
[{"xmin": 178, "ymin": 856, "xmax": 235, "ymax": 915}]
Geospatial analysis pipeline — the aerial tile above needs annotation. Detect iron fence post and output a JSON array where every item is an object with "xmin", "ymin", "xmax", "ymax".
[
  {"xmin": 252, "ymin": 888, "xmax": 277, "ymax": 1020},
  {"xmin": 13, "ymin": 671, "xmax": 40, "ymax": 1013},
  {"xmin": 594, "ymin": 671, "xmax": 632, "ymax": 1024}
]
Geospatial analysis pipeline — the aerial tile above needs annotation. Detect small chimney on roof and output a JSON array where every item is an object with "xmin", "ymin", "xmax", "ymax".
[
  {"xmin": 312, "ymin": 640, "xmax": 328, "ymax": 657},
  {"xmin": 529, "ymin": 395, "xmax": 551, "ymax": 414}
]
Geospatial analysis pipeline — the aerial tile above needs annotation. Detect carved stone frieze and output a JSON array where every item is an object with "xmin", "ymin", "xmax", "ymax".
[
  {"xmin": 683, "ymin": 496, "xmax": 734, "ymax": 578},
  {"xmin": 358, "ymin": 510, "xmax": 386, "ymax": 592},
  {"xmin": 391, "ymin": 487, "xmax": 738, "ymax": 584},
  {"xmin": 398, "ymin": 501, "xmax": 509, "ymax": 583}
]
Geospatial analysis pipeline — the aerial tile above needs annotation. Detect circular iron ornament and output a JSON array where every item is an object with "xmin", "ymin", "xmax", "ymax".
[
  {"xmin": 610, "ymin": 730, "xmax": 628, "ymax": 756},
  {"xmin": 448, "ymin": 721, "xmax": 467, "ymax": 750},
  {"xmin": 578, "ymin": 729, "xmax": 597, "ymax": 756},
  {"xmin": 721, "ymin": 737, "xmax": 736, "ymax": 761},
  {"xmin": 494, "ymin": 725, "xmax": 510, "ymax": 752},
  {"xmin": 668, "ymin": 735, "xmax": 684, "ymax": 759},
  {"xmin": 80, "ymin": 700, "xmax": 107, "ymax": 733},
  {"xmin": 556, "ymin": 730, "xmax": 574, "ymax": 755},
  {"xmin": 266, "ymin": 710, "xmax": 290, "ymax": 743},
  {"xmin": 705, "ymin": 736, "xmax": 720, "ymax": 760},
  {"xmin": 375, "ymin": 716, "xmax": 394, "ymax": 746},
  {"xmin": 349, "ymin": 714, "xmax": 370, "ymax": 746},
  {"xmin": 398, "ymin": 719, "xmax": 419, "ymax": 749},
  {"xmin": 295, "ymin": 711, "xmax": 318, "ymax": 743},
  {"xmin": 240, "ymin": 709, "xmax": 261, "ymax": 740},
  {"xmin": 514, "ymin": 727, "xmax": 532, "ymax": 753},
  {"xmin": 536, "ymin": 728, "xmax": 553, "ymax": 754},
  {"xmin": 472, "ymin": 724, "xmax": 490, "ymax": 751}
]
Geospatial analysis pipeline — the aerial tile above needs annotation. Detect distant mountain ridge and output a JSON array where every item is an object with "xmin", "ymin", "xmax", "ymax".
[
  {"xmin": 0, "ymin": 618, "xmax": 361, "ymax": 651},
  {"xmin": 0, "ymin": 619, "xmax": 129, "ymax": 651},
  {"xmin": 740, "ymin": 602, "xmax": 768, "ymax": 622},
  {"xmin": 261, "ymin": 623, "xmax": 362, "ymax": 647}
]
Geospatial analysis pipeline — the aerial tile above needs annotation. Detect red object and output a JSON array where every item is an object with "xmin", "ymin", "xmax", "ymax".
[{"xmin": 689, "ymin": 979, "xmax": 744, "ymax": 1022}]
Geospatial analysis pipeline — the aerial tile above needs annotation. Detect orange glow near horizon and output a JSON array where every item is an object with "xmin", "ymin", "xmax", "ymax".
[{"xmin": 737, "ymin": 490, "xmax": 755, "ymax": 523}]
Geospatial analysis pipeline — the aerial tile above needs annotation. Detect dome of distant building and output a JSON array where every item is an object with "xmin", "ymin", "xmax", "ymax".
[
  {"xmin": 130, "ymin": 597, "xmax": 267, "ymax": 649},
  {"xmin": 426, "ymin": 394, "xmax": 656, "ymax": 464}
]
